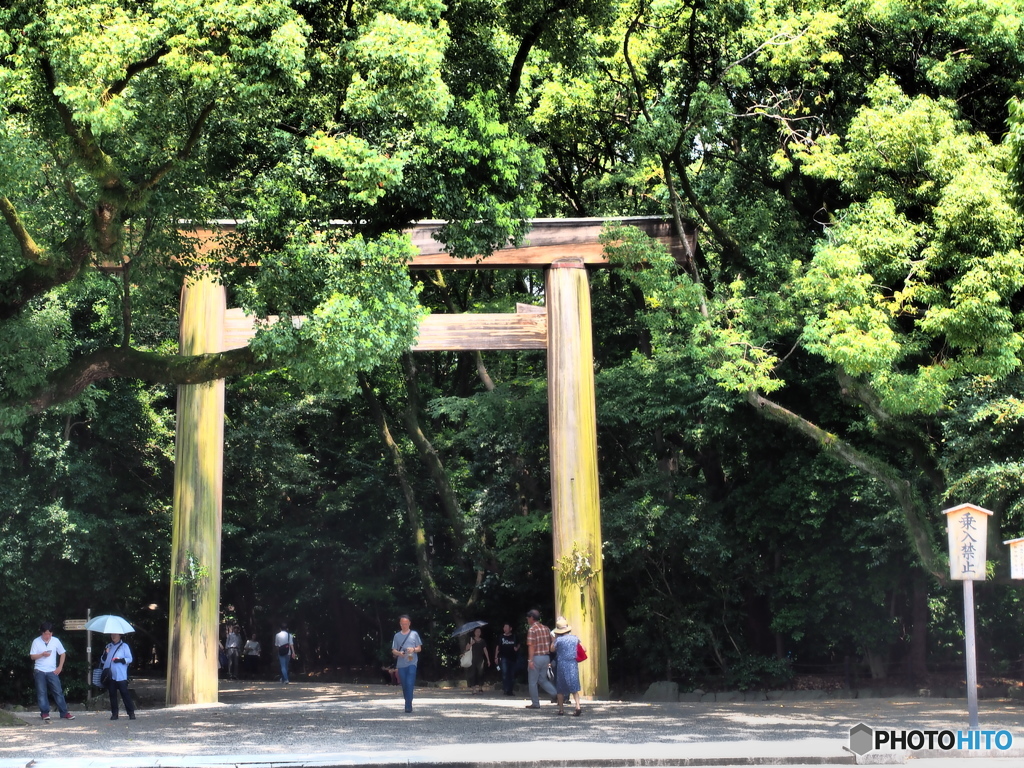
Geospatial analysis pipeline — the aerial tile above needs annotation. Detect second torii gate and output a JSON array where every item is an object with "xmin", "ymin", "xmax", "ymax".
[{"xmin": 168, "ymin": 216, "xmax": 679, "ymax": 705}]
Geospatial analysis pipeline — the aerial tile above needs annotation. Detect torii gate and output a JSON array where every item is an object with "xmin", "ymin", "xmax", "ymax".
[{"xmin": 167, "ymin": 216, "xmax": 680, "ymax": 706}]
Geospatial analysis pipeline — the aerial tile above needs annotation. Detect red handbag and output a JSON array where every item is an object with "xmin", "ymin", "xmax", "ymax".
[{"xmin": 576, "ymin": 642, "xmax": 587, "ymax": 662}]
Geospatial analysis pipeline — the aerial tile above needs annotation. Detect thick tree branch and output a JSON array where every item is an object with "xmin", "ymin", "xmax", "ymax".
[
  {"xmin": 0, "ymin": 196, "xmax": 45, "ymax": 263},
  {"xmin": 746, "ymin": 389, "xmax": 945, "ymax": 584},
  {"xmin": 23, "ymin": 345, "xmax": 267, "ymax": 413},
  {"xmin": 660, "ymin": 155, "xmax": 708, "ymax": 315},
  {"xmin": 0, "ymin": 240, "xmax": 93, "ymax": 321},
  {"xmin": 623, "ymin": 8, "xmax": 654, "ymax": 126},
  {"xmin": 472, "ymin": 351, "xmax": 495, "ymax": 392},
  {"xmin": 39, "ymin": 58, "xmax": 115, "ymax": 181},
  {"xmin": 103, "ymin": 47, "xmax": 170, "ymax": 104},
  {"xmin": 507, "ymin": 0, "xmax": 574, "ymax": 104},
  {"xmin": 401, "ymin": 353, "xmax": 498, "ymax": 589},
  {"xmin": 119, "ymin": 218, "xmax": 155, "ymax": 348},
  {"xmin": 135, "ymin": 102, "xmax": 217, "ymax": 197},
  {"xmin": 836, "ymin": 368, "xmax": 945, "ymax": 491},
  {"xmin": 401, "ymin": 352, "xmax": 469, "ymax": 541},
  {"xmin": 672, "ymin": 151, "xmax": 745, "ymax": 267}
]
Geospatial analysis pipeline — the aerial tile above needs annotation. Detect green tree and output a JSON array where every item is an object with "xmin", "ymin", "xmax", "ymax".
[
  {"xmin": 0, "ymin": 0, "xmax": 539, "ymax": 427},
  {"xmin": 518, "ymin": 0, "xmax": 1024, "ymax": 680},
  {"xmin": 0, "ymin": 374, "xmax": 173, "ymax": 702}
]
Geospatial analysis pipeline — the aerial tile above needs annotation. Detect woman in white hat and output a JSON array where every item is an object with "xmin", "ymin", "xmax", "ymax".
[{"xmin": 552, "ymin": 617, "xmax": 581, "ymax": 716}]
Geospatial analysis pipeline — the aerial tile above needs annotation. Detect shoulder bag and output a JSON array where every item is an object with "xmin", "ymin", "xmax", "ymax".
[{"xmin": 576, "ymin": 642, "xmax": 588, "ymax": 662}]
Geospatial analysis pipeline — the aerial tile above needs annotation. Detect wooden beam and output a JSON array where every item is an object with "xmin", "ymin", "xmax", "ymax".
[
  {"xmin": 224, "ymin": 308, "xmax": 259, "ymax": 351},
  {"xmin": 164, "ymin": 216, "xmax": 681, "ymax": 270},
  {"xmin": 407, "ymin": 217, "xmax": 678, "ymax": 268},
  {"xmin": 408, "ymin": 216, "xmax": 672, "ymax": 254},
  {"xmin": 224, "ymin": 307, "xmax": 549, "ymax": 352},
  {"xmin": 223, "ymin": 310, "xmax": 305, "ymax": 351},
  {"xmin": 413, "ymin": 313, "xmax": 547, "ymax": 351},
  {"xmin": 408, "ymin": 241, "xmax": 611, "ymax": 269}
]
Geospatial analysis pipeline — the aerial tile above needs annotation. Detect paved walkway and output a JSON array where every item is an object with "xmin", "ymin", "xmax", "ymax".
[{"xmin": 2, "ymin": 679, "xmax": 1023, "ymax": 767}]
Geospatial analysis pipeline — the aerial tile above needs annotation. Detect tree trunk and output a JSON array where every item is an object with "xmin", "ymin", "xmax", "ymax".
[
  {"xmin": 359, "ymin": 374, "xmax": 461, "ymax": 617},
  {"xmin": 910, "ymin": 570, "xmax": 929, "ymax": 683}
]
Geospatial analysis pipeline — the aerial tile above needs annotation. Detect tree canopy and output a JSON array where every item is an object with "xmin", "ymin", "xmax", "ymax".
[
  {"xmin": 4, "ymin": 0, "xmax": 1024, "ymax": 703},
  {"xmin": 0, "ymin": 0, "xmax": 538, "ymax": 427}
]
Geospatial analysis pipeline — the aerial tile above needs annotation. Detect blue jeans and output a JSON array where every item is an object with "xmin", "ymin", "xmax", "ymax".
[
  {"xmin": 397, "ymin": 664, "xmax": 417, "ymax": 712},
  {"xmin": 527, "ymin": 654, "xmax": 556, "ymax": 706},
  {"xmin": 500, "ymin": 657, "xmax": 517, "ymax": 694},
  {"xmin": 278, "ymin": 652, "xmax": 290, "ymax": 682},
  {"xmin": 34, "ymin": 670, "xmax": 69, "ymax": 717}
]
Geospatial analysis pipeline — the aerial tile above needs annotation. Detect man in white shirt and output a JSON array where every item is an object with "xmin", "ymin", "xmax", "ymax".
[
  {"xmin": 29, "ymin": 622, "xmax": 75, "ymax": 722},
  {"xmin": 274, "ymin": 624, "xmax": 296, "ymax": 683}
]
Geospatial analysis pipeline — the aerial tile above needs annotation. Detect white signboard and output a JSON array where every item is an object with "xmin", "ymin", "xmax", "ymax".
[
  {"xmin": 943, "ymin": 503, "xmax": 992, "ymax": 581},
  {"xmin": 1005, "ymin": 538, "xmax": 1024, "ymax": 580}
]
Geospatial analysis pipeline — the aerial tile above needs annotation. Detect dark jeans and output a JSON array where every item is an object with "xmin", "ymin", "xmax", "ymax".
[
  {"xmin": 33, "ymin": 670, "xmax": 69, "ymax": 716},
  {"xmin": 499, "ymin": 656, "xmax": 518, "ymax": 693},
  {"xmin": 107, "ymin": 678, "xmax": 135, "ymax": 717}
]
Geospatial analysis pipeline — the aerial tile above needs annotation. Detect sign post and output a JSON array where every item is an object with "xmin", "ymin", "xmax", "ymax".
[
  {"xmin": 1004, "ymin": 538, "xmax": 1024, "ymax": 580},
  {"xmin": 943, "ymin": 503, "xmax": 992, "ymax": 730},
  {"xmin": 63, "ymin": 609, "xmax": 92, "ymax": 701}
]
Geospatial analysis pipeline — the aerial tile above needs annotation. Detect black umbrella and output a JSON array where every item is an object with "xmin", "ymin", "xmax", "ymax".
[{"xmin": 451, "ymin": 620, "xmax": 487, "ymax": 637}]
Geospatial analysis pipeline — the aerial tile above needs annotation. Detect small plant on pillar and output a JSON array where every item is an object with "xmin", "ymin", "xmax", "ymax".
[
  {"xmin": 555, "ymin": 542, "xmax": 601, "ymax": 613},
  {"xmin": 174, "ymin": 551, "xmax": 210, "ymax": 607}
]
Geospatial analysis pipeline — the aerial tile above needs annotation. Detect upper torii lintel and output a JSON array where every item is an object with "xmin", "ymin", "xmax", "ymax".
[
  {"xmin": 406, "ymin": 216, "xmax": 682, "ymax": 268},
  {"xmin": 217, "ymin": 216, "xmax": 684, "ymax": 352},
  {"xmin": 182, "ymin": 215, "xmax": 685, "ymax": 269}
]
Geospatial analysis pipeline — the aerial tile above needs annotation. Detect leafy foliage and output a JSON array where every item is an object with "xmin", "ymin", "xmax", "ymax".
[{"xmin": 5, "ymin": 0, "xmax": 1024, "ymax": 704}]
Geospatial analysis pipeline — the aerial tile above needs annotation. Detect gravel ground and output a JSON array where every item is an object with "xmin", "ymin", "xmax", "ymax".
[{"xmin": 2, "ymin": 679, "xmax": 1023, "ymax": 767}]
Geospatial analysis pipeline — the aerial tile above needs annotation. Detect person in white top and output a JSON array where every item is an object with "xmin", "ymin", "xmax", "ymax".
[
  {"xmin": 243, "ymin": 633, "xmax": 262, "ymax": 677},
  {"xmin": 29, "ymin": 622, "xmax": 74, "ymax": 722},
  {"xmin": 274, "ymin": 624, "xmax": 297, "ymax": 683}
]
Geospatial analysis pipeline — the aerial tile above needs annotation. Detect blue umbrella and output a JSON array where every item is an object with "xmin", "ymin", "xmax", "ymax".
[
  {"xmin": 84, "ymin": 615, "xmax": 135, "ymax": 634},
  {"xmin": 451, "ymin": 620, "xmax": 487, "ymax": 637}
]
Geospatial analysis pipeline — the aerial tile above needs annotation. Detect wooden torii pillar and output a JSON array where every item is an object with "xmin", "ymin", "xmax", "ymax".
[
  {"xmin": 167, "ymin": 273, "xmax": 225, "ymax": 706},
  {"xmin": 168, "ymin": 216, "xmax": 678, "ymax": 704},
  {"xmin": 409, "ymin": 254, "xmax": 609, "ymax": 696},
  {"xmin": 547, "ymin": 258, "xmax": 607, "ymax": 696}
]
